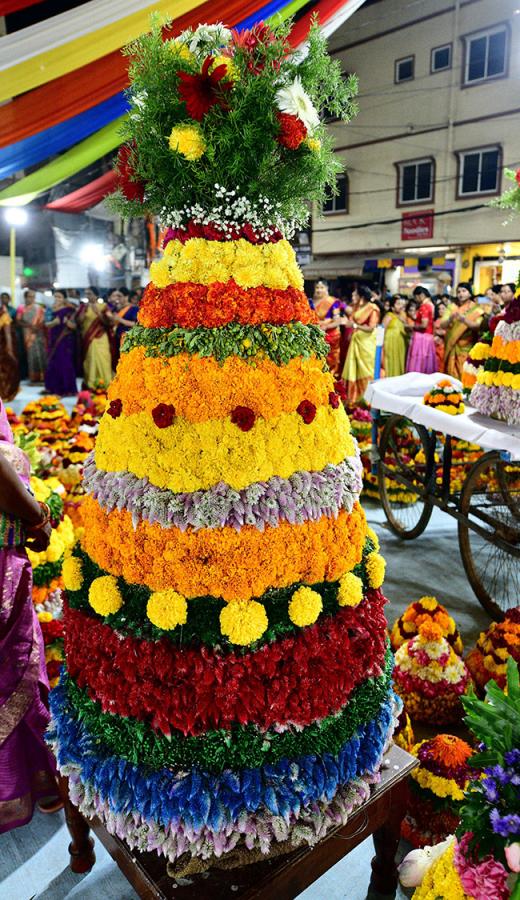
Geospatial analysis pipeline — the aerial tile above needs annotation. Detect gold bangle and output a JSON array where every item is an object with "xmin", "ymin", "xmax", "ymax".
[{"xmin": 30, "ymin": 501, "xmax": 51, "ymax": 531}]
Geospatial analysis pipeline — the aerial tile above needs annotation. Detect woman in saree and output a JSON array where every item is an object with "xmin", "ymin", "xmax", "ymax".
[
  {"xmin": 0, "ymin": 300, "xmax": 19, "ymax": 401},
  {"xmin": 0, "ymin": 400, "xmax": 61, "ymax": 833},
  {"xmin": 44, "ymin": 290, "xmax": 78, "ymax": 397},
  {"xmin": 342, "ymin": 285, "xmax": 380, "ymax": 403},
  {"xmin": 16, "ymin": 290, "xmax": 46, "ymax": 384},
  {"xmin": 312, "ymin": 280, "xmax": 343, "ymax": 377},
  {"xmin": 78, "ymin": 289, "xmax": 113, "ymax": 390},
  {"xmin": 434, "ymin": 299, "xmax": 448, "ymax": 371},
  {"xmin": 443, "ymin": 283, "xmax": 483, "ymax": 380},
  {"xmin": 406, "ymin": 286, "xmax": 437, "ymax": 374},
  {"xmin": 383, "ymin": 294, "xmax": 407, "ymax": 377}
]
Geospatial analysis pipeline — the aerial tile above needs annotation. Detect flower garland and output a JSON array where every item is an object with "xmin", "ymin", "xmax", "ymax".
[
  {"xmin": 138, "ymin": 281, "xmax": 315, "ymax": 329},
  {"xmin": 94, "ymin": 403, "xmax": 356, "ymax": 494},
  {"xmin": 150, "ymin": 238, "xmax": 303, "ymax": 291},
  {"xmin": 58, "ymin": 652, "xmax": 392, "ymax": 773},
  {"xmin": 123, "ymin": 321, "xmax": 329, "ymax": 366},
  {"xmin": 160, "ymin": 187, "xmax": 297, "ymax": 242},
  {"xmin": 82, "ymin": 453, "xmax": 363, "ymax": 533},
  {"xmin": 63, "ymin": 594, "xmax": 388, "ymax": 734},
  {"xmin": 48, "ymin": 687, "xmax": 395, "ymax": 833},
  {"xmin": 390, "ymin": 597, "xmax": 463, "ymax": 655},
  {"xmin": 80, "ymin": 495, "xmax": 367, "ymax": 600},
  {"xmin": 65, "ymin": 536, "xmax": 380, "ymax": 649},
  {"xmin": 108, "ymin": 349, "xmax": 332, "ymax": 423}
]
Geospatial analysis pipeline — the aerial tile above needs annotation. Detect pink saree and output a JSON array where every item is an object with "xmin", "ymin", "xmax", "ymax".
[{"xmin": 0, "ymin": 400, "xmax": 57, "ymax": 833}]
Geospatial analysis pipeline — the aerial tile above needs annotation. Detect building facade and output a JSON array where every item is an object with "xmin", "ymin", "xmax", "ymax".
[{"xmin": 310, "ymin": 0, "xmax": 520, "ymax": 295}]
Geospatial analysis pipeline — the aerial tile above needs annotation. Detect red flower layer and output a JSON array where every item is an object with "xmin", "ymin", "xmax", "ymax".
[
  {"xmin": 393, "ymin": 668, "xmax": 469, "ymax": 697},
  {"xmin": 64, "ymin": 590, "xmax": 388, "ymax": 737},
  {"xmin": 138, "ymin": 281, "xmax": 317, "ymax": 329},
  {"xmin": 163, "ymin": 222, "xmax": 283, "ymax": 247}
]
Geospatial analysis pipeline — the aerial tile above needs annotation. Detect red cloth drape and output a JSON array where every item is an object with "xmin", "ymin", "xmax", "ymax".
[
  {"xmin": 44, "ymin": 170, "xmax": 117, "ymax": 213},
  {"xmin": 0, "ymin": 0, "xmax": 44, "ymax": 14}
]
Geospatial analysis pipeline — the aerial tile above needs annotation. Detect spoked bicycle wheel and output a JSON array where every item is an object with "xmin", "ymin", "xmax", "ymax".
[
  {"xmin": 377, "ymin": 415, "xmax": 434, "ymax": 539},
  {"xmin": 458, "ymin": 452, "xmax": 520, "ymax": 619}
]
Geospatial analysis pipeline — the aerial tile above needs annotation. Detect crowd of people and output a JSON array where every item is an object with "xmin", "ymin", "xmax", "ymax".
[
  {"xmin": 312, "ymin": 279, "xmax": 516, "ymax": 403},
  {"xmin": 0, "ymin": 286, "xmax": 142, "ymax": 402}
]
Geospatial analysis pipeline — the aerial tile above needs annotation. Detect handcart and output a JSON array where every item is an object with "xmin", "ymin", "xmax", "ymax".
[{"xmin": 365, "ymin": 374, "xmax": 520, "ymax": 621}]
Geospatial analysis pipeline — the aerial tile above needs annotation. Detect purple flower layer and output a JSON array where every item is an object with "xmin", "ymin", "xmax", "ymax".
[
  {"xmin": 470, "ymin": 383, "xmax": 520, "ymax": 425},
  {"xmin": 83, "ymin": 453, "xmax": 363, "ymax": 531}
]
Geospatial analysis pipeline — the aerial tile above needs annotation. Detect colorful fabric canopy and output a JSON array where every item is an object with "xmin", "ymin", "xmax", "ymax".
[
  {"xmin": 44, "ymin": 170, "xmax": 117, "ymax": 213},
  {"xmin": 0, "ymin": 94, "xmax": 129, "ymax": 180},
  {"xmin": 0, "ymin": 0, "xmax": 293, "ymax": 147},
  {"xmin": 0, "ymin": 0, "xmax": 201, "ymax": 102},
  {"xmin": 0, "ymin": 0, "xmax": 363, "ymax": 207},
  {"xmin": 0, "ymin": 117, "xmax": 125, "ymax": 207}
]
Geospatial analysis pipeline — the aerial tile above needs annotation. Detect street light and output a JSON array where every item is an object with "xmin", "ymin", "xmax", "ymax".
[
  {"xmin": 80, "ymin": 242, "xmax": 107, "ymax": 272},
  {"xmin": 3, "ymin": 207, "xmax": 29, "ymax": 303}
]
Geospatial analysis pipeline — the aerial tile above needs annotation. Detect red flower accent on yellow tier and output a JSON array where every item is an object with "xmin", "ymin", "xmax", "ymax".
[
  {"xmin": 329, "ymin": 391, "xmax": 340, "ymax": 409},
  {"xmin": 107, "ymin": 399, "xmax": 122, "ymax": 419},
  {"xmin": 230, "ymin": 406, "xmax": 256, "ymax": 432},
  {"xmin": 277, "ymin": 112, "xmax": 307, "ymax": 149},
  {"xmin": 137, "ymin": 281, "xmax": 317, "ymax": 329},
  {"xmin": 63, "ymin": 589, "xmax": 387, "ymax": 735},
  {"xmin": 81, "ymin": 495, "xmax": 367, "ymax": 600},
  {"xmin": 297, "ymin": 399, "xmax": 317, "ymax": 424},
  {"xmin": 177, "ymin": 56, "xmax": 233, "ymax": 121},
  {"xmin": 152, "ymin": 403, "xmax": 175, "ymax": 429}
]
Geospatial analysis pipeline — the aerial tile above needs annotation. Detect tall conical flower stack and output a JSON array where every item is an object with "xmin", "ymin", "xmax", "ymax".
[{"xmin": 49, "ymin": 20, "xmax": 397, "ymax": 871}]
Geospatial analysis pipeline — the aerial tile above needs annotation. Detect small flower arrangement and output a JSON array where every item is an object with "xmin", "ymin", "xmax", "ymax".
[
  {"xmin": 466, "ymin": 607, "xmax": 520, "ymax": 693},
  {"xmin": 402, "ymin": 735, "xmax": 475, "ymax": 848},
  {"xmin": 400, "ymin": 660, "xmax": 520, "ymax": 900},
  {"xmin": 393, "ymin": 621, "xmax": 472, "ymax": 724},
  {"xmin": 110, "ymin": 18, "xmax": 358, "ymax": 235},
  {"xmin": 391, "ymin": 596, "xmax": 463, "ymax": 655},
  {"xmin": 424, "ymin": 379, "xmax": 465, "ymax": 415}
]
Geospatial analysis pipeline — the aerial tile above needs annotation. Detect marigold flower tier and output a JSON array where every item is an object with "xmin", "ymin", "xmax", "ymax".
[
  {"xmin": 466, "ymin": 607, "xmax": 520, "ymax": 692},
  {"xmin": 391, "ymin": 596, "xmax": 463, "ymax": 655},
  {"xmin": 49, "ymin": 19, "xmax": 398, "ymax": 873},
  {"xmin": 470, "ymin": 297, "xmax": 520, "ymax": 424}
]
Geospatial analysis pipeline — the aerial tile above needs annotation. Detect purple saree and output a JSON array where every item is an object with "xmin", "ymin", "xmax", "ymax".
[
  {"xmin": 44, "ymin": 306, "xmax": 77, "ymax": 396},
  {"xmin": 0, "ymin": 401, "xmax": 57, "ymax": 833}
]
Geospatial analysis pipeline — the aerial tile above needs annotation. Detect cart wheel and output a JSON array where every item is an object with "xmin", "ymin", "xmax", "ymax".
[
  {"xmin": 377, "ymin": 415, "xmax": 434, "ymax": 539},
  {"xmin": 458, "ymin": 453, "xmax": 520, "ymax": 620}
]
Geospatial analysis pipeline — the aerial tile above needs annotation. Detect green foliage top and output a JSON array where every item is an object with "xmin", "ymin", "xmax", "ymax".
[
  {"xmin": 492, "ymin": 167, "xmax": 520, "ymax": 218},
  {"xmin": 109, "ymin": 17, "xmax": 358, "ymax": 231}
]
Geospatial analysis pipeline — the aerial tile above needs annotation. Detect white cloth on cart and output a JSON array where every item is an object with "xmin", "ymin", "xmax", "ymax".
[{"xmin": 365, "ymin": 372, "xmax": 520, "ymax": 461}]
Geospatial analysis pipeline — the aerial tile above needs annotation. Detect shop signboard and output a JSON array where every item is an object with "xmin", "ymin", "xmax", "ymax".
[{"xmin": 401, "ymin": 209, "xmax": 434, "ymax": 241}]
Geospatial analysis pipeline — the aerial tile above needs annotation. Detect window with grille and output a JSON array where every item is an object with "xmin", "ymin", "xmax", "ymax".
[
  {"xmin": 322, "ymin": 173, "xmax": 348, "ymax": 214},
  {"xmin": 397, "ymin": 159, "xmax": 434, "ymax": 205},
  {"xmin": 457, "ymin": 147, "xmax": 501, "ymax": 196},
  {"xmin": 463, "ymin": 25, "xmax": 508, "ymax": 84}
]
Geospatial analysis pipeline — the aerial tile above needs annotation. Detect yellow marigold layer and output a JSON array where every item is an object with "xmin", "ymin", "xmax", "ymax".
[
  {"xmin": 111, "ymin": 348, "xmax": 334, "ymax": 423},
  {"xmin": 81, "ymin": 495, "xmax": 366, "ymax": 600},
  {"xmin": 94, "ymin": 404, "xmax": 355, "ymax": 493},
  {"xmin": 150, "ymin": 238, "xmax": 303, "ymax": 290},
  {"xmin": 412, "ymin": 843, "xmax": 468, "ymax": 900},
  {"xmin": 477, "ymin": 369, "xmax": 520, "ymax": 389}
]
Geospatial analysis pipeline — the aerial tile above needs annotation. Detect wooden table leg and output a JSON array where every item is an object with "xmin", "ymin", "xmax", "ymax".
[
  {"xmin": 58, "ymin": 775, "xmax": 96, "ymax": 874},
  {"xmin": 368, "ymin": 779, "xmax": 409, "ymax": 896}
]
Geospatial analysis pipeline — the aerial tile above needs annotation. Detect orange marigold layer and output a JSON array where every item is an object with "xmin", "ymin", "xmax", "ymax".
[
  {"xmin": 491, "ymin": 334, "xmax": 520, "ymax": 364},
  {"xmin": 110, "ymin": 348, "xmax": 333, "ymax": 422},
  {"xmin": 81, "ymin": 495, "xmax": 366, "ymax": 600},
  {"xmin": 137, "ymin": 280, "xmax": 317, "ymax": 329}
]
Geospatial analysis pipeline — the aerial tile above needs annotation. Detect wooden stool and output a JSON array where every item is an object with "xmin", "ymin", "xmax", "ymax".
[{"xmin": 60, "ymin": 744, "xmax": 416, "ymax": 899}]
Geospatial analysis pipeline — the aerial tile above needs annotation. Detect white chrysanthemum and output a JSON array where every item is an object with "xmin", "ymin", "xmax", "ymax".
[
  {"xmin": 183, "ymin": 22, "xmax": 232, "ymax": 54},
  {"xmin": 275, "ymin": 76, "xmax": 320, "ymax": 132}
]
